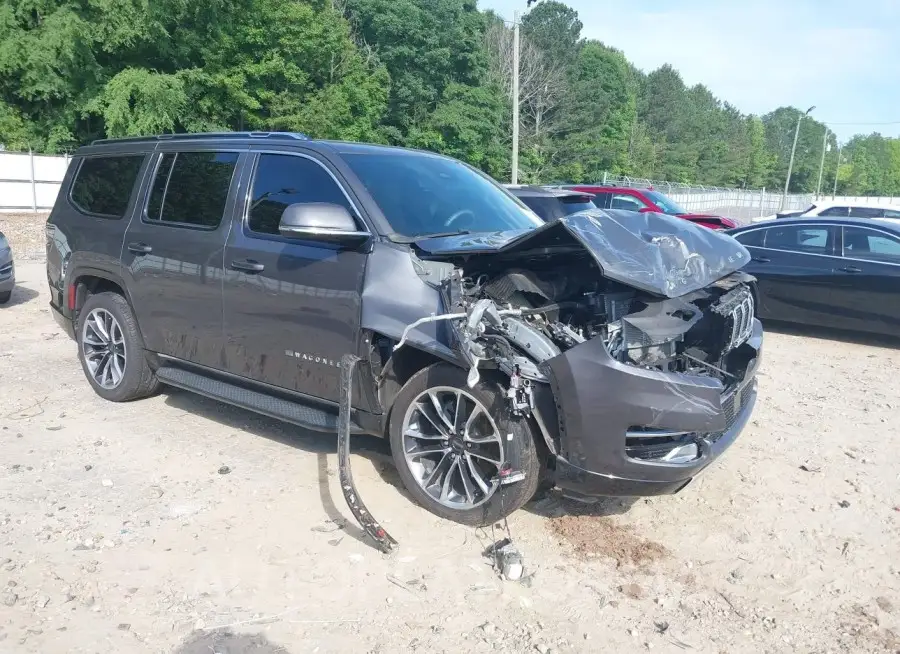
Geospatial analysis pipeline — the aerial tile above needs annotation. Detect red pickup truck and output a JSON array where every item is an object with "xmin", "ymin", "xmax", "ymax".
[{"xmin": 566, "ymin": 185, "xmax": 737, "ymax": 230}]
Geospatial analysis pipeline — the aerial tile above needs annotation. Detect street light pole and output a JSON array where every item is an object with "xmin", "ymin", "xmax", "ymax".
[
  {"xmin": 781, "ymin": 105, "xmax": 815, "ymax": 209},
  {"xmin": 833, "ymin": 143, "xmax": 842, "ymax": 199},
  {"xmin": 511, "ymin": 11, "xmax": 520, "ymax": 185},
  {"xmin": 815, "ymin": 127, "xmax": 829, "ymax": 200}
]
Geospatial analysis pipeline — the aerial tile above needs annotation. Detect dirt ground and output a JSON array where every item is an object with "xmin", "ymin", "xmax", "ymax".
[{"xmin": 2, "ymin": 250, "xmax": 900, "ymax": 653}]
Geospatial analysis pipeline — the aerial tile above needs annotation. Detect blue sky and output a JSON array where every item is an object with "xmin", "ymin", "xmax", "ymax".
[{"xmin": 481, "ymin": 0, "xmax": 900, "ymax": 141}]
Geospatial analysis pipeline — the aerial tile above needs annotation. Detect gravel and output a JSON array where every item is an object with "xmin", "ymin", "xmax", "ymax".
[{"xmin": 2, "ymin": 254, "xmax": 900, "ymax": 653}]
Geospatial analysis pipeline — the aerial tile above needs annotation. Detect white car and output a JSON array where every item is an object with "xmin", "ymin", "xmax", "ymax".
[{"xmin": 751, "ymin": 201, "xmax": 900, "ymax": 224}]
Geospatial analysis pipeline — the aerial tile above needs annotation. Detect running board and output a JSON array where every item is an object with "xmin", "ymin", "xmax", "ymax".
[{"xmin": 156, "ymin": 366, "xmax": 361, "ymax": 433}]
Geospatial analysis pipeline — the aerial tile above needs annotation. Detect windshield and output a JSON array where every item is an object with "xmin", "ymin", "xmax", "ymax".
[
  {"xmin": 521, "ymin": 196, "xmax": 595, "ymax": 221},
  {"xmin": 342, "ymin": 153, "xmax": 543, "ymax": 237},
  {"xmin": 643, "ymin": 190, "xmax": 688, "ymax": 215}
]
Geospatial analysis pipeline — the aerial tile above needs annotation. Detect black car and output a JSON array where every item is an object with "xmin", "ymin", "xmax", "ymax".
[
  {"xmin": 47, "ymin": 132, "xmax": 761, "ymax": 525},
  {"xmin": 504, "ymin": 185, "xmax": 596, "ymax": 221},
  {"xmin": 728, "ymin": 217, "xmax": 900, "ymax": 336},
  {"xmin": 0, "ymin": 229, "xmax": 13, "ymax": 304}
]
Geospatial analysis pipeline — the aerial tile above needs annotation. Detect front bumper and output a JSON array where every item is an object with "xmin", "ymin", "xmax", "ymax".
[
  {"xmin": 0, "ymin": 252, "xmax": 13, "ymax": 294},
  {"xmin": 545, "ymin": 319, "xmax": 762, "ymax": 498}
]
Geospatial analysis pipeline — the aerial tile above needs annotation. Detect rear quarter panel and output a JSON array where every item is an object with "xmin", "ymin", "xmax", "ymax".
[{"xmin": 46, "ymin": 151, "xmax": 155, "ymax": 316}]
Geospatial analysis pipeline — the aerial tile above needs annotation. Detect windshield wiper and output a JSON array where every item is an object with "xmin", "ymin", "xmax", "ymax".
[{"xmin": 387, "ymin": 230, "xmax": 472, "ymax": 244}]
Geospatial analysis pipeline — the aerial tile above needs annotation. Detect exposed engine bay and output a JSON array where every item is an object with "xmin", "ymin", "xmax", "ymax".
[{"xmin": 397, "ymin": 246, "xmax": 757, "ymax": 422}]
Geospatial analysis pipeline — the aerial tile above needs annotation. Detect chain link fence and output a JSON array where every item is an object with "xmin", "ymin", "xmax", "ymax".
[{"xmin": 597, "ymin": 173, "xmax": 900, "ymax": 225}]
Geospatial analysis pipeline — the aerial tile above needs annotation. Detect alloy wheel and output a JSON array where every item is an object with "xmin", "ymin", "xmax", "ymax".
[
  {"xmin": 401, "ymin": 386, "xmax": 504, "ymax": 509},
  {"xmin": 81, "ymin": 308, "xmax": 126, "ymax": 389}
]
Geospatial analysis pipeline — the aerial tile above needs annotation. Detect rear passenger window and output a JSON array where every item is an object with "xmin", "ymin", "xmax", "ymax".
[
  {"xmin": 818, "ymin": 206, "xmax": 849, "ymax": 217},
  {"xmin": 146, "ymin": 152, "xmax": 239, "ymax": 228},
  {"xmin": 849, "ymin": 207, "xmax": 882, "ymax": 218},
  {"xmin": 766, "ymin": 225, "xmax": 831, "ymax": 254},
  {"xmin": 843, "ymin": 226, "xmax": 900, "ymax": 264},
  {"xmin": 734, "ymin": 229, "xmax": 765, "ymax": 247},
  {"xmin": 70, "ymin": 155, "xmax": 145, "ymax": 218},
  {"xmin": 247, "ymin": 154, "xmax": 353, "ymax": 235}
]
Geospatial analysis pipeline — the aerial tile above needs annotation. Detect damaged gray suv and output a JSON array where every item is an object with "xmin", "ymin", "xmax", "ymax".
[{"xmin": 47, "ymin": 132, "xmax": 762, "ymax": 526}]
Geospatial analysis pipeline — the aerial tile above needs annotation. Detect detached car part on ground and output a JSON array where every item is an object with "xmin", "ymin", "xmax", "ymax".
[{"xmin": 47, "ymin": 134, "xmax": 762, "ymax": 528}]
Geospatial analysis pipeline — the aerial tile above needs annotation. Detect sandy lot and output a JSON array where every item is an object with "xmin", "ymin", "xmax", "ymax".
[{"xmin": 1, "ymin": 255, "xmax": 899, "ymax": 654}]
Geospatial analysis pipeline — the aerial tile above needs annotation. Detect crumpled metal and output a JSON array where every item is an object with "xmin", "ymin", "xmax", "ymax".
[{"xmin": 414, "ymin": 208, "xmax": 751, "ymax": 299}]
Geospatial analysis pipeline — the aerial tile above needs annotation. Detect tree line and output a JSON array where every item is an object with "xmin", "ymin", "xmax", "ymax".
[{"xmin": 0, "ymin": 0, "xmax": 896, "ymax": 196}]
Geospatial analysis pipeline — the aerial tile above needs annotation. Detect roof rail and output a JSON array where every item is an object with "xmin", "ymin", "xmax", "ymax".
[{"xmin": 91, "ymin": 131, "xmax": 311, "ymax": 146}]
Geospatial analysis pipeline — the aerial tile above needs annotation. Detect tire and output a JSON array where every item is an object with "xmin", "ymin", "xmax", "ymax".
[
  {"xmin": 388, "ymin": 363, "xmax": 542, "ymax": 526},
  {"xmin": 0, "ymin": 290, "xmax": 10, "ymax": 304},
  {"xmin": 76, "ymin": 291, "xmax": 160, "ymax": 402}
]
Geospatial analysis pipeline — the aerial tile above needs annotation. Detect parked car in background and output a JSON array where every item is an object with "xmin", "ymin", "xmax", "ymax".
[
  {"xmin": 0, "ymin": 230, "xmax": 14, "ymax": 304},
  {"xmin": 46, "ymin": 132, "xmax": 762, "ymax": 525},
  {"xmin": 751, "ymin": 201, "xmax": 900, "ymax": 224},
  {"xmin": 504, "ymin": 185, "xmax": 596, "ymax": 221},
  {"xmin": 728, "ymin": 218, "xmax": 900, "ymax": 337},
  {"xmin": 563, "ymin": 185, "xmax": 738, "ymax": 230}
]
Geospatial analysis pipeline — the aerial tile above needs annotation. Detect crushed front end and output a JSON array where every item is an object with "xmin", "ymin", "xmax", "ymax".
[
  {"xmin": 543, "ymin": 275, "xmax": 761, "ymax": 497},
  {"xmin": 411, "ymin": 210, "xmax": 763, "ymax": 499}
]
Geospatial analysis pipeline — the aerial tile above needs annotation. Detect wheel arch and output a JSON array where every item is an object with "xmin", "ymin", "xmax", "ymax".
[{"xmin": 70, "ymin": 267, "xmax": 149, "ymax": 347}]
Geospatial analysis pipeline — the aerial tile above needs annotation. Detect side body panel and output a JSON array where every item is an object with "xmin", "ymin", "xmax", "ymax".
[
  {"xmin": 829, "ymin": 226, "xmax": 900, "ymax": 335},
  {"xmin": 360, "ymin": 242, "xmax": 457, "ymax": 362},
  {"xmin": 221, "ymin": 149, "xmax": 368, "ymax": 402},
  {"xmin": 46, "ymin": 150, "xmax": 155, "ymax": 321},
  {"xmin": 740, "ymin": 225, "xmax": 843, "ymax": 328},
  {"xmin": 120, "ymin": 148, "xmax": 248, "ymax": 369}
]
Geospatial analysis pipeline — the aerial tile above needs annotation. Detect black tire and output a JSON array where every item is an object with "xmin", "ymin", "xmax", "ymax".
[
  {"xmin": 0, "ymin": 290, "xmax": 10, "ymax": 304},
  {"xmin": 76, "ymin": 291, "xmax": 160, "ymax": 402},
  {"xmin": 388, "ymin": 363, "xmax": 542, "ymax": 526}
]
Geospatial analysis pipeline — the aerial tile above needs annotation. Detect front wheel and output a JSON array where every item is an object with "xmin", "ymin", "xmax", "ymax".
[{"xmin": 388, "ymin": 363, "xmax": 541, "ymax": 526}]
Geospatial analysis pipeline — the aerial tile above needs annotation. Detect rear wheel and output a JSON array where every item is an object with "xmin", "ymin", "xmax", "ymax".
[
  {"xmin": 389, "ymin": 363, "xmax": 541, "ymax": 526},
  {"xmin": 76, "ymin": 291, "xmax": 159, "ymax": 402}
]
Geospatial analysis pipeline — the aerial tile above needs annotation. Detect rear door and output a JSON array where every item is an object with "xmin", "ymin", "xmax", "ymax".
[
  {"xmin": 737, "ymin": 223, "xmax": 841, "ymax": 326},
  {"xmin": 830, "ymin": 225, "xmax": 900, "ymax": 334},
  {"xmin": 121, "ymin": 147, "xmax": 246, "ymax": 368},
  {"xmin": 221, "ymin": 150, "xmax": 369, "ymax": 401}
]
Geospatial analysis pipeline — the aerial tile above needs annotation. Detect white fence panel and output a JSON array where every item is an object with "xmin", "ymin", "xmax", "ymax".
[{"xmin": 0, "ymin": 151, "xmax": 69, "ymax": 212}]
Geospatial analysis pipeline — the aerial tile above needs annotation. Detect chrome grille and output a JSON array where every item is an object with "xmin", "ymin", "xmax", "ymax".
[
  {"xmin": 713, "ymin": 286, "xmax": 754, "ymax": 351},
  {"xmin": 727, "ymin": 293, "xmax": 754, "ymax": 350}
]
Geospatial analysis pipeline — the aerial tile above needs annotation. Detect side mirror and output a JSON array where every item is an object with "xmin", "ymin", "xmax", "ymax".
[
  {"xmin": 278, "ymin": 203, "xmax": 369, "ymax": 243},
  {"xmin": 638, "ymin": 207, "xmax": 656, "ymax": 214}
]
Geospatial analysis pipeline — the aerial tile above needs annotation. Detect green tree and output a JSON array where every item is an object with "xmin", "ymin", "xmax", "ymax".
[
  {"xmin": 344, "ymin": 0, "xmax": 488, "ymax": 144},
  {"xmin": 551, "ymin": 41, "xmax": 634, "ymax": 181}
]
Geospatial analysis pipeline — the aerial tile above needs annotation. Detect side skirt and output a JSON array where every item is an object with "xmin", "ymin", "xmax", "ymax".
[{"xmin": 155, "ymin": 364, "xmax": 367, "ymax": 435}]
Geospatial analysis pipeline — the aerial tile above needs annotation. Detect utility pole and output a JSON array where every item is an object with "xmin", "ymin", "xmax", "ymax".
[
  {"xmin": 782, "ymin": 105, "xmax": 815, "ymax": 210},
  {"xmin": 815, "ymin": 127, "xmax": 828, "ymax": 199},
  {"xmin": 511, "ymin": 11, "xmax": 520, "ymax": 184},
  {"xmin": 833, "ymin": 143, "xmax": 842, "ymax": 199}
]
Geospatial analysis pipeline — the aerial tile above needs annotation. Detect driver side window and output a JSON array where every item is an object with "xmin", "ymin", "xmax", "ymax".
[
  {"xmin": 247, "ymin": 154, "xmax": 354, "ymax": 236},
  {"xmin": 610, "ymin": 194, "xmax": 647, "ymax": 211}
]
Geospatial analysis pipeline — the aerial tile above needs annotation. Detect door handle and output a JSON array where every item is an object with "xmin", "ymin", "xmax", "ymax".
[
  {"xmin": 839, "ymin": 266, "xmax": 862, "ymax": 274},
  {"xmin": 751, "ymin": 256, "xmax": 771, "ymax": 263},
  {"xmin": 231, "ymin": 259, "xmax": 265, "ymax": 273},
  {"xmin": 128, "ymin": 242, "xmax": 153, "ymax": 255}
]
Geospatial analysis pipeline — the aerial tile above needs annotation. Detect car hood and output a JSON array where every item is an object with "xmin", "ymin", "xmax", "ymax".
[{"xmin": 414, "ymin": 208, "xmax": 751, "ymax": 298}]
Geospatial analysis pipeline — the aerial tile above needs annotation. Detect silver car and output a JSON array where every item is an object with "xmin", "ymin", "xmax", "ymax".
[{"xmin": 0, "ymin": 230, "xmax": 14, "ymax": 304}]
